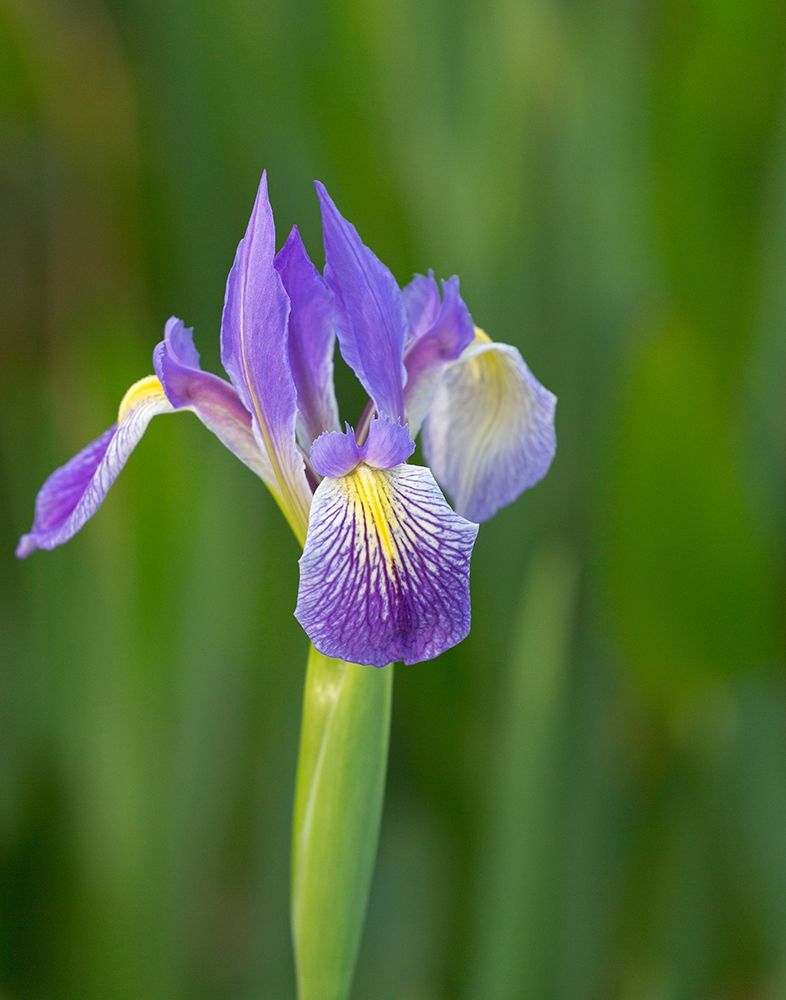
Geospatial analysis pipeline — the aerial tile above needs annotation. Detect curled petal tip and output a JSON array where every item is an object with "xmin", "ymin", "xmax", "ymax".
[
  {"xmin": 154, "ymin": 323, "xmax": 275, "ymax": 484},
  {"xmin": 162, "ymin": 316, "xmax": 200, "ymax": 371},
  {"xmin": 15, "ymin": 535, "xmax": 38, "ymax": 559}
]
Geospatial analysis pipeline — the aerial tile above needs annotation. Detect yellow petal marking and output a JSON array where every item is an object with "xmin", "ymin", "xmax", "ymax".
[
  {"xmin": 343, "ymin": 464, "xmax": 397, "ymax": 564},
  {"xmin": 117, "ymin": 375, "xmax": 167, "ymax": 422},
  {"xmin": 461, "ymin": 336, "xmax": 510, "ymax": 394}
]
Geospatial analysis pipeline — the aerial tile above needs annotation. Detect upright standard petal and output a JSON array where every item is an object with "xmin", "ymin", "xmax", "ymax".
[
  {"xmin": 275, "ymin": 227, "xmax": 339, "ymax": 447},
  {"xmin": 154, "ymin": 317, "xmax": 273, "ymax": 483},
  {"xmin": 295, "ymin": 463, "xmax": 478, "ymax": 666},
  {"xmin": 403, "ymin": 275, "xmax": 475, "ymax": 435},
  {"xmin": 16, "ymin": 377, "xmax": 172, "ymax": 557},
  {"xmin": 220, "ymin": 172, "xmax": 311, "ymax": 539},
  {"xmin": 315, "ymin": 181, "xmax": 407, "ymax": 422},
  {"xmin": 422, "ymin": 331, "xmax": 557, "ymax": 523},
  {"xmin": 402, "ymin": 271, "xmax": 441, "ymax": 342}
]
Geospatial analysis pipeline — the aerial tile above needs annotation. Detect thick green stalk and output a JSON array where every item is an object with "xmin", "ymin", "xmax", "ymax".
[{"xmin": 291, "ymin": 645, "xmax": 393, "ymax": 1000}]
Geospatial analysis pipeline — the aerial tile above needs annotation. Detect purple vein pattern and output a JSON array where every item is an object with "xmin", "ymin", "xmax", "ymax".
[{"xmin": 296, "ymin": 464, "xmax": 478, "ymax": 666}]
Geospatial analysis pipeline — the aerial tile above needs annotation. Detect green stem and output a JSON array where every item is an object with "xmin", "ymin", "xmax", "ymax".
[{"xmin": 291, "ymin": 645, "xmax": 393, "ymax": 1000}]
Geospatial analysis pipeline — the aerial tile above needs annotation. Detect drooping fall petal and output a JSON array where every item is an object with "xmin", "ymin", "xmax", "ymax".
[
  {"xmin": 295, "ymin": 463, "xmax": 478, "ymax": 666},
  {"xmin": 422, "ymin": 333, "xmax": 556, "ymax": 522},
  {"xmin": 16, "ymin": 377, "xmax": 172, "ymax": 557}
]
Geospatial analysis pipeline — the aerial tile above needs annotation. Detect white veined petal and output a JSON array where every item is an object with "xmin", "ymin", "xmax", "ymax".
[{"xmin": 422, "ymin": 338, "xmax": 556, "ymax": 522}]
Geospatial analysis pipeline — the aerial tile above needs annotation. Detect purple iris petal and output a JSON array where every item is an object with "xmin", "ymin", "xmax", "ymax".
[
  {"xmin": 16, "ymin": 377, "xmax": 172, "ymax": 557},
  {"xmin": 402, "ymin": 271, "xmax": 441, "ymax": 343},
  {"xmin": 362, "ymin": 417, "xmax": 415, "ymax": 470},
  {"xmin": 310, "ymin": 418, "xmax": 414, "ymax": 478},
  {"xmin": 220, "ymin": 172, "xmax": 311, "ymax": 527},
  {"xmin": 309, "ymin": 424, "xmax": 362, "ymax": 478},
  {"xmin": 295, "ymin": 464, "xmax": 478, "ymax": 666},
  {"xmin": 160, "ymin": 313, "xmax": 201, "ymax": 372},
  {"xmin": 153, "ymin": 316, "xmax": 202, "ymax": 407},
  {"xmin": 422, "ymin": 338, "xmax": 557, "ymax": 522},
  {"xmin": 275, "ymin": 227, "xmax": 340, "ymax": 446},
  {"xmin": 403, "ymin": 275, "xmax": 474, "ymax": 435},
  {"xmin": 315, "ymin": 181, "xmax": 408, "ymax": 422},
  {"xmin": 154, "ymin": 317, "xmax": 273, "ymax": 483}
]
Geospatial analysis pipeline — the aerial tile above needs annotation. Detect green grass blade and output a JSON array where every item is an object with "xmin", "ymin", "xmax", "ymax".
[{"xmin": 467, "ymin": 543, "xmax": 578, "ymax": 999}]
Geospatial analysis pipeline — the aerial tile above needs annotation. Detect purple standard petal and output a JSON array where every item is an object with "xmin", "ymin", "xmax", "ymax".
[
  {"xmin": 16, "ymin": 376, "xmax": 172, "ymax": 557},
  {"xmin": 220, "ymin": 172, "xmax": 311, "ymax": 537},
  {"xmin": 403, "ymin": 275, "xmax": 475, "ymax": 435},
  {"xmin": 402, "ymin": 271, "xmax": 441, "ymax": 342},
  {"xmin": 295, "ymin": 463, "xmax": 478, "ymax": 666},
  {"xmin": 315, "ymin": 181, "xmax": 408, "ymax": 422},
  {"xmin": 422, "ymin": 332, "xmax": 557, "ymax": 523},
  {"xmin": 310, "ymin": 417, "xmax": 414, "ymax": 478},
  {"xmin": 275, "ymin": 227, "xmax": 339, "ymax": 447},
  {"xmin": 154, "ymin": 317, "xmax": 273, "ymax": 483}
]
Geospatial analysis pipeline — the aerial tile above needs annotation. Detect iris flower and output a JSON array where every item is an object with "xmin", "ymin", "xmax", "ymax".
[{"xmin": 17, "ymin": 174, "xmax": 556, "ymax": 666}]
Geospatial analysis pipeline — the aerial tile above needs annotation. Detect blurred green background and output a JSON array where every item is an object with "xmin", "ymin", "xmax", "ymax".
[{"xmin": 2, "ymin": 0, "xmax": 785, "ymax": 997}]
